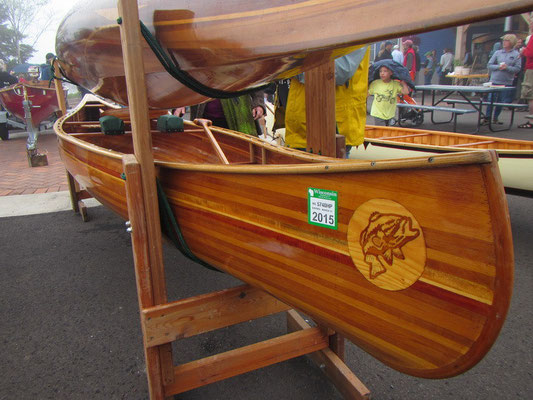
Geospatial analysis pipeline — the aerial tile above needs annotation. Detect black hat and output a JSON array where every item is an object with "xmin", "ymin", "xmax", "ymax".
[
  {"xmin": 45, "ymin": 53, "xmax": 55, "ymax": 60},
  {"xmin": 385, "ymin": 41, "xmax": 393, "ymax": 46}
]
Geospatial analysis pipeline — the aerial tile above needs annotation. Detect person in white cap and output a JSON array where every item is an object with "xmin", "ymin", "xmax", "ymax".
[{"xmin": 392, "ymin": 44, "xmax": 404, "ymax": 64}]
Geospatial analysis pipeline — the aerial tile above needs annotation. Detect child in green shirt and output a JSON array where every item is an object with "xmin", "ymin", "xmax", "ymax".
[{"xmin": 368, "ymin": 66, "xmax": 409, "ymax": 126}]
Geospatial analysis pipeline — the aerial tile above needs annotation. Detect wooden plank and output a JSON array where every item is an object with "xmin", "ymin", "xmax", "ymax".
[
  {"xmin": 117, "ymin": 0, "xmax": 173, "ymax": 390},
  {"xmin": 52, "ymin": 62, "xmax": 67, "ymax": 117},
  {"xmin": 306, "ymin": 60, "xmax": 336, "ymax": 157},
  {"xmin": 287, "ymin": 310, "xmax": 371, "ymax": 400},
  {"xmin": 142, "ymin": 285, "xmax": 291, "ymax": 347},
  {"xmin": 164, "ymin": 328, "xmax": 329, "ymax": 396},
  {"xmin": 450, "ymin": 141, "xmax": 495, "ymax": 147},
  {"xmin": 123, "ymin": 155, "xmax": 165, "ymax": 400}
]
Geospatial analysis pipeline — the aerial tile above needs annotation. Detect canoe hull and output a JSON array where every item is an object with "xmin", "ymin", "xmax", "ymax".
[
  {"xmin": 55, "ymin": 0, "xmax": 533, "ymax": 108},
  {"xmin": 353, "ymin": 125, "xmax": 533, "ymax": 196},
  {"xmin": 0, "ymin": 82, "xmax": 59, "ymax": 126},
  {"xmin": 55, "ymin": 103, "xmax": 513, "ymax": 378}
]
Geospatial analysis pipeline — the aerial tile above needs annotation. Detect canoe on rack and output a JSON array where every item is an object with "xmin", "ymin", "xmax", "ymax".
[
  {"xmin": 55, "ymin": 95, "xmax": 514, "ymax": 379},
  {"xmin": 352, "ymin": 125, "xmax": 533, "ymax": 197},
  {"xmin": 0, "ymin": 81, "xmax": 59, "ymax": 127},
  {"xmin": 55, "ymin": 0, "xmax": 533, "ymax": 108}
]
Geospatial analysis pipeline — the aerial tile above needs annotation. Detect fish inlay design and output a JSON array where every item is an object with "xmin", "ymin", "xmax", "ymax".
[
  {"xmin": 360, "ymin": 212, "xmax": 420, "ymax": 279},
  {"xmin": 347, "ymin": 199, "xmax": 426, "ymax": 291}
]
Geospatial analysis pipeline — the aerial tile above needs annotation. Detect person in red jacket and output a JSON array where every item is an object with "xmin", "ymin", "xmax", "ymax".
[
  {"xmin": 518, "ymin": 35, "xmax": 533, "ymax": 128},
  {"xmin": 403, "ymin": 40, "xmax": 417, "ymax": 82}
]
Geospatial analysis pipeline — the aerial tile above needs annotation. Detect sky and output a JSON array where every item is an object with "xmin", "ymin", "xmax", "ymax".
[{"xmin": 27, "ymin": 0, "xmax": 71, "ymax": 64}]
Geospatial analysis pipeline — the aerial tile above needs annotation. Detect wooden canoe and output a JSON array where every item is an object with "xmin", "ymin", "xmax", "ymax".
[
  {"xmin": 351, "ymin": 125, "xmax": 533, "ymax": 197},
  {"xmin": 55, "ymin": 0, "xmax": 533, "ymax": 108},
  {"xmin": 55, "ymin": 95, "xmax": 514, "ymax": 379},
  {"xmin": 0, "ymin": 81, "xmax": 59, "ymax": 127}
]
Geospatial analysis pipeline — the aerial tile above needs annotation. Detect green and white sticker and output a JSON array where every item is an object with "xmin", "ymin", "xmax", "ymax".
[{"xmin": 308, "ymin": 188, "xmax": 338, "ymax": 230}]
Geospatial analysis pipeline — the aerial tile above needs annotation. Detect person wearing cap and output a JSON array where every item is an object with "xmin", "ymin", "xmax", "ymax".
[
  {"xmin": 484, "ymin": 34, "xmax": 521, "ymax": 125},
  {"xmin": 422, "ymin": 50, "xmax": 436, "ymax": 85},
  {"xmin": 375, "ymin": 41, "xmax": 393, "ymax": 62},
  {"xmin": 392, "ymin": 44, "xmax": 404, "ymax": 64},
  {"xmin": 402, "ymin": 40, "xmax": 416, "ymax": 81},
  {"xmin": 39, "ymin": 53, "xmax": 55, "ymax": 81}
]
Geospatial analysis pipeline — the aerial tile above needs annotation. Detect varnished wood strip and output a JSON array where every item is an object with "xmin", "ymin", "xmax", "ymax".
[
  {"xmin": 192, "ymin": 238, "xmax": 464, "ymax": 370},
  {"xmin": 164, "ymin": 328, "xmax": 329, "ymax": 396},
  {"xmin": 377, "ymin": 133, "xmax": 431, "ymax": 140},
  {"xmin": 183, "ymin": 206, "xmax": 491, "ymax": 333},
  {"xmin": 142, "ymin": 285, "xmax": 290, "ymax": 347},
  {"xmin": 179, "ymin": 211, "xmax": 483, "ymax": 366},
  {"xmin": 450, "ymin": 141, "xmax": 496, "ymax": 147}
]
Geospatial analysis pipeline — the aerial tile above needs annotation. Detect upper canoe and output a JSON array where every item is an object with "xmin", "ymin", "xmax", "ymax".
[
  {"xmin": 55, "ymin": 0, "xmax": 533, "ymax": 108},
  {"xmin": 353, "ymin": 125, "xmax": 533, "ymax": 197},
  {"xmin": 55, "ymin": 95, "xmax": 514, "ymax": 379}
]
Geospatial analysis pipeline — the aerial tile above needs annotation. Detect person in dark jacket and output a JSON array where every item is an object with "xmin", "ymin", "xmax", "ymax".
[{"xmin": 375, "ymin": 41, "xmax": 393, "ymax": 62}]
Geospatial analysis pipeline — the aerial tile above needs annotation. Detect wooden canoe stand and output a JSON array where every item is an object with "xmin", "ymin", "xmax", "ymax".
[{"xmin": 60, "ymin": 1, "xmax": 370, "ymax": 398}]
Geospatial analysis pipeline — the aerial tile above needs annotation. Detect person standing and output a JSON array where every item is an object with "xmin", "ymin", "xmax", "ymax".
[
  {"xmin": 402, "ymin": 40, "xmax": 417, "ymax": 81},
  {"xmin": 39, "ymin": 53, "xmax": 55, "ymax": 81},
  {"xmin": 187, "ymin": 92, "xmax": 266, "ymax": 136},
  {"xmin": 392, "ymin": 44, "xmax": 404, "ymax": 65},
  {"xmin": 375, "ymin": 41, "xmax": 393, "ymax": 62},
  {"xmin": 423, "ymin": 50, "xmax": 436, "ymax": 85},
  {"xmin": 439, "ymin": 48, "xmax": 454, "ymax": 85},
  {"xmin": 368, "ymin": 65, "xmax": 410, "ymax": 126},
  {"xmin": 518, "ymin": 35, "xmax": 533, "ymax": 128},
  {"xmin": 484, "ymin": 34, "xmax": 521, "ymax": 125},
  {"xmin": 284, "ymin": 46, "xmax": 370, "ymax": 157}
]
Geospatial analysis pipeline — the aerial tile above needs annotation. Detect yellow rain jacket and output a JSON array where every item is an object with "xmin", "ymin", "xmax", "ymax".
[{"xmin": 285, "ymin": 47, "xmax": 370, "ymax": 149}]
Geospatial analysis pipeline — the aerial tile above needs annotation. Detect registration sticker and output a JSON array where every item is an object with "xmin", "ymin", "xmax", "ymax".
[{"xmin": 308, "ymin": 188, "xmax": 338, "ymax": 230}]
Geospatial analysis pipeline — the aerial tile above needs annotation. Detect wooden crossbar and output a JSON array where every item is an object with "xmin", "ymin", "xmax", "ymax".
[
  {"xmin": 449, "ymin": 140, "xmax": 495, "ymax": 147},
  {"xmin": 377, "ymin": 133, "xmax": 430, "ymax": 140},
  {"xmin": 164, "ymin": 327, "xmax": 329, "ymax": 396},
  {"xmin": 142, "ymin": 285, "xmax": 290, "ymax": 347}
]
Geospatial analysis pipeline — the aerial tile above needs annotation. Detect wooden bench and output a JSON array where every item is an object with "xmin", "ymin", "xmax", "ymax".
[
  {"xmin": 445, "ymin": 99, "xmax": 527, "ymax": 110},
  {"xmin": 396, "ymin": 103, "xmax": 475, "ymax": 131}
]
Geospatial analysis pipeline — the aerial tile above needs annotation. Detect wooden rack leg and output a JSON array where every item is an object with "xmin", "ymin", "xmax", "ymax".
[
  {"xmin": 66, "ymin": 171, "xmax": 91, "ymax": 222},
  {"xmin": 287, "ymin": 310, "xmax": 371, "ymax": 400},
  {"xmin": 123, "ymin": 155, "xmax": 170, "ymax": 400}
]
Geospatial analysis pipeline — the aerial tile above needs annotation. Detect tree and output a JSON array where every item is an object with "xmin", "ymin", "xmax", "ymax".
[{"xmin": 0, "ymin": 0, "xmax": 51, "ymax": 65}]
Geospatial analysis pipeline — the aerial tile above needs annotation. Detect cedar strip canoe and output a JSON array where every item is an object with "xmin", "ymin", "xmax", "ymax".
[
  {"xmin": 55, "ymin": 0, "xmax": 533, "ymax": 108},
  {"xmin": 352, "ymin": 125, "xmax": 533, "ymax": 196},
  {"xmin": 55, "ymin": 95, "xmax": 514, "ymax": 378},
  {"xmin": 0, "ymin": 81, "xmax": 59, "ymax": 127}
]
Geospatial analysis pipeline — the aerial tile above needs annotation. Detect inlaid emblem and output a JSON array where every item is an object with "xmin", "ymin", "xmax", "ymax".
[{"xmin": 347, "ymin": 199, "xmax": 426, "ymax": 291}]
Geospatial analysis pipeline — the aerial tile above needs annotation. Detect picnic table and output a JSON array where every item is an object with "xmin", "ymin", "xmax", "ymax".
[{"xmin": 414, "ymin": 84, "xmax": 516, "ymax": 133}]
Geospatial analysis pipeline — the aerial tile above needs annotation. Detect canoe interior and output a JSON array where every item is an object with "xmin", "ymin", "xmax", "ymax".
[
  {"xmin": 60, "ymin": 99, "xmax": 338, "ymax": 165},
  {"xmin": 365, "ymin": 125, "xmax": 533, "ymax": 151}
]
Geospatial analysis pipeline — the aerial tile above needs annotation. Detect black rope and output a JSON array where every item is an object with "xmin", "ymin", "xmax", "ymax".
[
  {"xmin": 138, "ymin": 20, "xmax": 268, "ymax": 99},
  {"xmin": 156, "ymin": 179, "xmax": 221, "ymax": 272},
  {"xmin": 50, "ymin": 57, "xmax": 84, "ymax": 88}
]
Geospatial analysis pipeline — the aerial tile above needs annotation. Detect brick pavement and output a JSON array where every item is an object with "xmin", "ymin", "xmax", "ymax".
[{"xmin": 0, "ymin": 130, "xmax": 69, "ymax": 196}]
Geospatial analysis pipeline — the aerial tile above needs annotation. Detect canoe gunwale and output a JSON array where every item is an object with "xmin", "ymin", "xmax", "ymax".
[{"xmin": 55, "ymin": 96, "xmax": 496, "ymax": 175}]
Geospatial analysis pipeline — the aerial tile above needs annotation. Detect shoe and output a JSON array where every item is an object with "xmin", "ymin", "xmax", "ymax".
[
  {"xmin": 493, "ymin": 119, "xmax": 503, "ymax": 125},
  {"xmin": 480, "ymin": 119, "xmax": 490, "ymax": 126}
]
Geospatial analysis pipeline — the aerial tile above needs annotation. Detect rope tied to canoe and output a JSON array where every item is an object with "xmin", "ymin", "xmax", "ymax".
[
  {"xmin": 138, "ymin": 20, "xmax": 269, "ymax": 99},
  {"xmin": 156, "ymin": 179, "xmax": 220, "ymax": 272}
]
